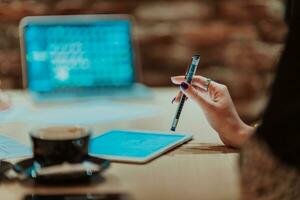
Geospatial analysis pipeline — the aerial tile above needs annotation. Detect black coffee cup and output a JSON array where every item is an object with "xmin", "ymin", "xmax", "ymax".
[{"xmin": 30, "ymin": 126, "xmax": 91, "ymax": 169}]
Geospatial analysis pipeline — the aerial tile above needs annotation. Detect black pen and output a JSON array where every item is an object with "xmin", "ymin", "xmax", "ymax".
[{"xmin": 171, "ymin": 55, "xmax": 200, "ymax": 132}]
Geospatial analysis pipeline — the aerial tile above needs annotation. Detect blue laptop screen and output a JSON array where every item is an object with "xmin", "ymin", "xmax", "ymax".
[{"xmin": 24, "ymin": 20, "xmax": 135, "ymax": 92}]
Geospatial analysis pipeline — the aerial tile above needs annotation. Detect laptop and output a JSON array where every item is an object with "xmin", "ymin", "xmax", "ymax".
[{"xmin": 19, "ymin": 15, "xmax": 151, "ymax": 102}]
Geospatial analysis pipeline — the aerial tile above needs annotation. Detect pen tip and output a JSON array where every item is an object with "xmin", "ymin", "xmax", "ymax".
[
  {"xmin": 171, "ymin": 127, "xmax": 176, "ymax": 132},
  {"xmin": 192, "ymin": 55, "xmax": 200, "ymax": 59}
]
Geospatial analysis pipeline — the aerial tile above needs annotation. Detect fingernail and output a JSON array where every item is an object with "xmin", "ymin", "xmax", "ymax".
[
  {"xmin": 180, "ymin": 82, "xmax": 189, "ymax": 90},
  {"xmin": 171, "ymin": 97, "xmax": 176, "ymax": 104}
]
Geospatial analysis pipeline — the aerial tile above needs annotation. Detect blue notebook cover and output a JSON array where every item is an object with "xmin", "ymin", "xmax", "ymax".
[{"xmin": 89, "ymin": 130, "xmax": 192, "ymax": 162}]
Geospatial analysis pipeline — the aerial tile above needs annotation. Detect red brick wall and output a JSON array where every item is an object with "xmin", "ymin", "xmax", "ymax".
[{"xmin": 0, "ymin": 0, "xmax": 287, "ymax": 121}]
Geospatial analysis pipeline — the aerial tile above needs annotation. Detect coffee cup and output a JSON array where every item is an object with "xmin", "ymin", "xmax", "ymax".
[{"xmin": 30, "ymin": 126, "xmax": 91, "ymax": 169}]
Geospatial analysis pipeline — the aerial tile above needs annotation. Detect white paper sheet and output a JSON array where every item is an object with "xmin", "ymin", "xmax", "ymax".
[
  {"xmin": 0, "ymin": 105, "xmax": 29, "ymax": 123},
  {"xmin": 0, "ymin": 135, "xmax": 32, "ymax": 159},
  {"xmin": 0, "ymin": 101, "xmax": 161, "ymax": 125}
]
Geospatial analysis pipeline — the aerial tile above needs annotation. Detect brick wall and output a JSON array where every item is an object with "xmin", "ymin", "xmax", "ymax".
[{"xmin": 0, "ymin": 0, "xmax": 287, "ymax": 121}]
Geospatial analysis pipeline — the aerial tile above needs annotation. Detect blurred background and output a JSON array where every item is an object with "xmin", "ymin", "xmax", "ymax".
[{"xmin": 0, "ymin": 0, "xmax": 287, "ymax": 122}]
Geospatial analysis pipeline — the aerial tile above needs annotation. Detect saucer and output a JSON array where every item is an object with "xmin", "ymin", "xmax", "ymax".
[
  {"xmin": 0, "ymin": 161, "xmax": 13, "ymax": 180},
  {"xmin": 13, "ymin": 156, "xmax": 110, "ymax": 184}
]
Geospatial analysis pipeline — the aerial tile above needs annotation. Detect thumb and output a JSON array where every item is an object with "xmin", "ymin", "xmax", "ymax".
[{"xmin": 180, "ymin": 82, "xmax": 213, "ymax": 109}]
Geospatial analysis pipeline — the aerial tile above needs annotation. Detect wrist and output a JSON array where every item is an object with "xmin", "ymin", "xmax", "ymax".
[
  {"xmin": 220, "ymin": 120, "xmax": 255, "ymax": 148},
  {"xmin": 235, "ymin": 121, "xmax": 255, "ymax": 147}
]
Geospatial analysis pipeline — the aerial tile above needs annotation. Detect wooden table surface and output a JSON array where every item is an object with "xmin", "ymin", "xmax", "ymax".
[{"xmin": 0, "ymin": 88, "xmax": 240, "ymax": 200}]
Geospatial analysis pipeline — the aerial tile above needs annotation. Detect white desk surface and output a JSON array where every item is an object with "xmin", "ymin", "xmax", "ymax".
[{"xmin": 0, "ymin": 88, "xmax": 239, "ymax": 200}]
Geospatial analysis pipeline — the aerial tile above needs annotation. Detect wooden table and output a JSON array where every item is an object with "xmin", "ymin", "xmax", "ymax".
[{"xmin": 0, "ymin": 88, "xmax": 240, "ymax": 200}]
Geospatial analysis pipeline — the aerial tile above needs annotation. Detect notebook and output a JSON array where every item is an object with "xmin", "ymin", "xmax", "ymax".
[
  {"xmin": 89, "ymin": 130, "xmax": 192, "ymax": 163},
  {"xmin": 19, "ymin": 15, "xmax": 151, "ymax": 102}
]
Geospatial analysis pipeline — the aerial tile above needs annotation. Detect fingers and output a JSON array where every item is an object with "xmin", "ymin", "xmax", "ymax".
[
  {"xmin": 171, "ymin": 75, "xmax": 229, "ymax": 108},
  {"xmin": 172, "ymin": 75, "xmax": 228, "ymax": 95},
  {"xmin": 179, "ymin": 82, "xmax": 213, "ymax": 108},
  {"xmin": 171, "ymin": 75, "xmax": 209, "ymax": 104},
  {"xmin": 174, "ymin": 92, "xmax": 182, "ymax": 103},
  {"xmin": 172, "ymin": 92, "xmax": 188, "ymax": 104},
  {"xmin": 171, "ymin": 75, "xmax": 210, "ymax": 89}
]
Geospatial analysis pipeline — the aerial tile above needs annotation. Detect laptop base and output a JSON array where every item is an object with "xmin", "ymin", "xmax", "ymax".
[{"xmin": 30, "ymin": 83, "xmax": 152, "ymax": 103}]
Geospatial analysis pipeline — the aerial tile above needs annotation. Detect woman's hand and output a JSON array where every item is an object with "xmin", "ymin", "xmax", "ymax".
[
  {"xmin": 171, "ymin": 75, "xmax": 254, "ymax": 148},
  {"xmin": 0, "ymin": 81, "xmax": 11, "ymax": 111},
  {"xmin": 0, "ymin": 89, "xmax": 11, "ymax": 111}
]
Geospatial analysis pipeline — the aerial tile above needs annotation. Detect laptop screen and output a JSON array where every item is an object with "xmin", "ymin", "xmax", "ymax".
[{"xmin": 24, "ymin": 20, "xmax": 136, "ymax": 92}]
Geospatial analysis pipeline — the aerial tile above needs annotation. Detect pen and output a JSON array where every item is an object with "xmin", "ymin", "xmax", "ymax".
[{"xmin": 170, "ymin": 55, "xmax": 200, "ymax": 132}]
